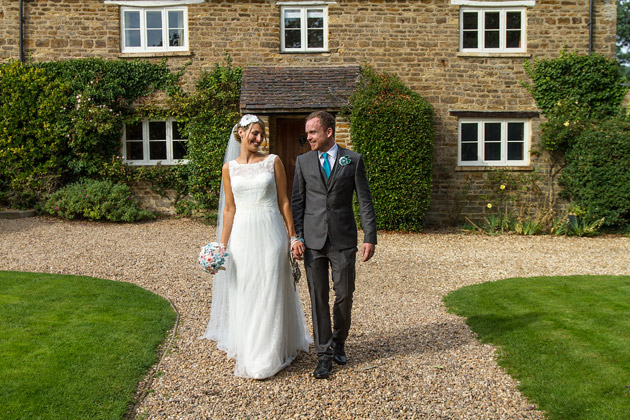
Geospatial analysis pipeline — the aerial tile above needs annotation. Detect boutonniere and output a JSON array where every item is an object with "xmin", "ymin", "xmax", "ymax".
[{"xmin": 339, "ymin": 155, "xmax": 352, "ymax": 166}]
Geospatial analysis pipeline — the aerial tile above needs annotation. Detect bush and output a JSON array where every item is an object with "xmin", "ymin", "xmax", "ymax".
[
  {"xmin": 347, "ymin": 67, "xmax": 434, "ymax": 231},
  {"xmin": 0, "ymin": 61, "xmax": 71, "ymax": 208},
  {"xmin": 173, "ymin": 57, "xmax": 242, "ymax": 212},
  {"xmin": 42, "ymin": 179, "xmax": 155, "ymax": 222},
  {"xmin": 560, "ymin": 117, "xmax": 630, "ymax": 227},
  {"xmin": 522, "ymin": 51, "xmax": 627, "ymax": 154}
]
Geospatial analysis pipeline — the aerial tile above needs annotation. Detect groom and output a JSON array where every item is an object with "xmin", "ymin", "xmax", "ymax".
[{"xmin": 291, "ymin": 111, "xmax": 377, "ymax": 379}]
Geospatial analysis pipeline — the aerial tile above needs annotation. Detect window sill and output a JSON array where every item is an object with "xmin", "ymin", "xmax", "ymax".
[
  {"xmin": 279, "ymin": 50, "xmax": 331, "ymax": 54},
  {"xmin": 456, "ymin": 165, "xmax": 534, "ymax": 172},
  {"xmin": 457, "ymin": 52, "xmax": 531, "ymax": 58},
  {"xmin": 118, "ymin": 51, "xmax": 192, "ymax": 58}
]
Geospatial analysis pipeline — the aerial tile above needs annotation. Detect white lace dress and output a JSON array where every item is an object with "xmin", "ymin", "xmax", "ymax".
[{"xmin": 203, "ymin": 154, "xmax": 311, "ymax": 379}]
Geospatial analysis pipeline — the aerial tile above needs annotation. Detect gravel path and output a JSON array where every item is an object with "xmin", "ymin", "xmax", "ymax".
[{"xmin": 2, "ymin": 216, "xmax": 629, "ymax": 419}]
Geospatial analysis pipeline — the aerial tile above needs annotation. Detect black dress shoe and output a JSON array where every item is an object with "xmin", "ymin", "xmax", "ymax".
[
  {"xmin": 333, "ymin": 343, "xmax": 347, "ymax": 365},
  {"xmin": 313, "ymin": 359, "xmax": 332, "ymax": 379}
]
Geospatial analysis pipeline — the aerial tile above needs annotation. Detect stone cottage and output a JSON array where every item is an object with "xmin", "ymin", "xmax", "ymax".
[{"xmin": 0, "ymin": 0, "xmax": 618, "ymax": 224}]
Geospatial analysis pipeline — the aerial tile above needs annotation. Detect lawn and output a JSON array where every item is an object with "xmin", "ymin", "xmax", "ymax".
[
  {"xmin": 0, "ymin": 271, "xmax": 177, "ymax": 420},
  {"xmin": 443, "ymin": 275, "xmax": 630, "ymax": 420}
]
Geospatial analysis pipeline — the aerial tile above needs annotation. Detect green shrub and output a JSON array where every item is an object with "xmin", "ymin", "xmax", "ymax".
[
  {"xmin": 42, "ymin": 179, "xmax": 155, "ymax": 222},
  {"xmin": 173, "ymin": 57, "xmax": 242, "ymax": 212},
  {"xmin": 559, "ymin": 117, "xmax": 630, "ymax": 227},
  {"xmin": 0, "ymin": 61, "xmax": 71, "ymax": 208},
  {"xmin": 347, "ymin": 67, "xmax": 434, "ymax": 231},
  {"xmin": 522, "ymin": 51, "xmax": 627, "ymax": 154}
]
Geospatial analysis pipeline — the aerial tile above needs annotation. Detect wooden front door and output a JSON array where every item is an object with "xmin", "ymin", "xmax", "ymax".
[{"xmin": 271, "ymin": 117, "xmax": 311, "ymax": 198}]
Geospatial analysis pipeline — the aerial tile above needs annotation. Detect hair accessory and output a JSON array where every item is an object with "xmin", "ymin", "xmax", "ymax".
[{"xmin": 239, "ymin": 114, "xmax": 261, "ymax": 128}]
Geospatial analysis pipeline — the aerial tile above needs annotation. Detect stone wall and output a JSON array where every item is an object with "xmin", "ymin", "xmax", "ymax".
[{"xmin": 0, "ymin": 0, "xmax": 618, "ymax": 224}]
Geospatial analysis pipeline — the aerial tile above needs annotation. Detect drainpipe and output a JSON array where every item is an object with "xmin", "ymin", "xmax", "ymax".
[
  {"xmin": 19, "ymin": 0, "xmax": 24, "ymax": 62},
  {"xmin": 589, "ymin": 0, "xmax": 594, "ymax": 54}
]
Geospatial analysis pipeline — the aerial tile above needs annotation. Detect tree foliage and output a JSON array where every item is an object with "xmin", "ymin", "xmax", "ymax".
[{"xmin": 347, "ymin": 67, "xmax": 434, "ymax": 231}]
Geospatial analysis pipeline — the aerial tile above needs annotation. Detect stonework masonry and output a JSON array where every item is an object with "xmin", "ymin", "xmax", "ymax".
[{"xmin": 0, "ymin": 0, "xmax": 618, "ymax": 224}]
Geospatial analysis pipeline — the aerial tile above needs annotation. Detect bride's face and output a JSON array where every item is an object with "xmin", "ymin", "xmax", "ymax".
[{"xmin": 240, "ymin": 123, "xmax": 265, "ymax": 152}]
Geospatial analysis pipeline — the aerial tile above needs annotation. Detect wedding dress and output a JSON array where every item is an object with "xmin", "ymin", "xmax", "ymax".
[{"xmin": 203, "ymin": 154, "xmax": 311, "ymax": 379}]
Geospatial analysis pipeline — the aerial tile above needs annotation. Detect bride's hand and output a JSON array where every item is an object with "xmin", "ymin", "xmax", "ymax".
[{"xmin": 291, "ymin": 241, "xmax": 304, "ymax": 260}]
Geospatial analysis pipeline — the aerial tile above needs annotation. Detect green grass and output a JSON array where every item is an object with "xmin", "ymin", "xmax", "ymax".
[
  {"xmin": 443, "ymin": 275, "xmax": 630, "ymax": 420},
  {"xmin": 0, "ymin": 271, "xmax": 177, "ymax": 420}
]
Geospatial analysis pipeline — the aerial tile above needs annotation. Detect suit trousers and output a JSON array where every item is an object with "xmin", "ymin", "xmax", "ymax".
[{"xmin": 304, "ymin": 238, "xmax": 357, "ymax": 361}]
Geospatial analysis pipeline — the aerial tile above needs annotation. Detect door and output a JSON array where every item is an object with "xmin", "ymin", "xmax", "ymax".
[{"xmin": 272, "ymin": 117, "xmax": 311, "ymax": 199}]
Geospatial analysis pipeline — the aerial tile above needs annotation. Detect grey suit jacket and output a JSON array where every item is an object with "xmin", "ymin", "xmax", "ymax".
[{"xmin": 291, "ymin": 146, "xmax": 377, "ymax": 250}]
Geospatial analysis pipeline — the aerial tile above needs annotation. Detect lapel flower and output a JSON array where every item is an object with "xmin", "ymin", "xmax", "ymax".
[{"xmin": 339, "ymin": 155, "xmax": 351, "ymax": 166}]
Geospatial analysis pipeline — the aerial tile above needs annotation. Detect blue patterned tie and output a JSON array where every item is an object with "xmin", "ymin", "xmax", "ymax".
[{"xmin": 322, "ymin": 152, "xmax": 331, "ymax": 178}]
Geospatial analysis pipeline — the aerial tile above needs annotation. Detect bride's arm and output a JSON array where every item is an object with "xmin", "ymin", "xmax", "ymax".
[{"xmin": 220, "ymin": 163, "xmax": 236, "ymax": 248}]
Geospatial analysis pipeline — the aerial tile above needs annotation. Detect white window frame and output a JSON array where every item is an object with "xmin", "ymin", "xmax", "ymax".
[
  {"xmin": 280, "ymin": 5, "xmax": 329, "ymax": 52},
  {"xmin": 123, "ymin": 118, "xmax": 188, "ymax": 166},
  {"xmin": 459, "ymin": 7, "xmax": 526, "ymax": 53},
  {"xmin": 458, "ymin": 118, "xmax": 530, "ymax": 167},
  {"xmin": 120, "ymin": 6, "xmax": 189, "ymax": 53}
]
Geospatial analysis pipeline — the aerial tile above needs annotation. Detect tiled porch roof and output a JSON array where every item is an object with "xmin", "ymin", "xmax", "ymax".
[{"xmin": 240, "ymin": 66, "xmax": 361, "ymax": 114}]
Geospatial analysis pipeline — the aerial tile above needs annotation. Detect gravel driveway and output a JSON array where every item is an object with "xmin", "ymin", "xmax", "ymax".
[{"xmin": 1, "ymin": 216, "xmax": 629, "ymax": 419}]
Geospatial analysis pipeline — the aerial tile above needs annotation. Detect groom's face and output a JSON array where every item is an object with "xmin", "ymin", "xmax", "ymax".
[{"xmin": 305, "ymin": 117, "xmax": 334, "ymax": 152}]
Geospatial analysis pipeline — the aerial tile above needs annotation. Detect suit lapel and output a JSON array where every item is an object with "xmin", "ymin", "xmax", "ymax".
[
  {"xmin": 309, "ymin": 150, "xmax": 328, "ymax": 189},
  {"xmin": 326, "ymin": 147, "xmax": 345, "ymax": 191}
]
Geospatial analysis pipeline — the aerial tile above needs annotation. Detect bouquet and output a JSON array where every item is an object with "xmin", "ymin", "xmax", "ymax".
[{"xmin": 198, "ymin": 242, "xmax": 228, "ymax": 274}]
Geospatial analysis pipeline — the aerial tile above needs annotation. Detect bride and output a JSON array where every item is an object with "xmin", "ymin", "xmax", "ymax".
[{"xmin": 202, "ymin": 114, "xmax": 312, "ymax": 379}]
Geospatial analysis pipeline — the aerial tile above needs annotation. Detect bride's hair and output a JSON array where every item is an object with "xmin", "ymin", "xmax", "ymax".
[{"xmin": 234, "ymin": 114, "xmax": 266, "ymax": 142}]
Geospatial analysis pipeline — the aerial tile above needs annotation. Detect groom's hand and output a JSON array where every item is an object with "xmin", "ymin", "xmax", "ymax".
[{"xmin": 361, "ymin": 243, "xmax": 375, "ymax": 262}]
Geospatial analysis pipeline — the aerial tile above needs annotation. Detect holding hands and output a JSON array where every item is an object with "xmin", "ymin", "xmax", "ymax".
[{"xmin": 291, "ymin": 236, "xmax": 305, "ymax": 260}]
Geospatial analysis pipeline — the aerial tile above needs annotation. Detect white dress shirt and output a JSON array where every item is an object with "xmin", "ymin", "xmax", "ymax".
[{"xmin": 318, "ymin": 143, "xmax": 338, "ymax": 172}]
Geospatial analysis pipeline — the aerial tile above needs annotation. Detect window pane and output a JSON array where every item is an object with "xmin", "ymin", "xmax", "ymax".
[
  {"xmin": 147, "ymin": 29, "xmax": 163, "ymax": 47},
  {"xmin": 485, "ymin": 12, "xmax": 500, "ymax": 29},
  {"xmin": 168, "ymin": 10, "xmax": 184, "ymax": 28},
  {"xmin": 507, "ymin": 122, "xmax": 524, "ymax": 141},
  {"xmin": 307, "ymin": 29, "xmax": 324, "ymax": 48},
  {"xmin": 173, "ymin": 122, "xmax": 185, "ymax": 140},
  {"xmin": 484, "ymin": 143, "xmax": 501, "ymax": 161},
  {"xmin": 507, "ymin": 11, "xmax": 522, "ymax": 29},
  {"xmin": 461, "ymin": 123, "xmax": 478, "ymax": 142},
  {"xmin": 124, "ymin": 11, "xmax": 140, "ymax": 29},
  {"xmin": 508, "ymin": 142, "xmax": 524, "ymax": 160},
  {"xmin": 173, "ymin": 141, "xmax": 187, "ymax": 160},
  {"xmin": 149, "ymin": 141, "xmax": 167, "ymax": 160},
  {"xmin": 126, "ymin": 122, "xmax": 143, "ymax": 140},
  {"xmin": 146, "ymin": 11, "xmax": 163, "ymax": 29},
  {"xmin": 149, "ymin": 122, "xmax": 166, "ymax": 140},
  {"xmin": 484, "ymin": 30, "xmax": 500, "ymax": 48},
  {"xmin": 125, "ymin": 30, "xmax": 141, "ymax": 47},
  {"xmin": 485, "ymin": 123, "xmax": 501, "ymax": 141},
  {"xmin": 506, "ymin": 30, "xmax": 521, "ymax": 48},
  {"xmin": 463, "ymin": 12, "xmax": 478, "ymax": 30},
  {"xmin": 463, "ymin": 31, "xmax": 478, "ymax": 49},
  {"xmin": 285, "ymin": 29, "xmax": 301, "ymax": 48},
  {"xmin": 284, "ymin": 10, "xmax": 301, "ymax": 29},
  {"xmin": 127, "ymin": 142, "xmax": 143, "ymax": 160},
  {"xmin": 307, "ymin": 10, "xmax": 324, "ymax": 28},
  {"xmin": 461, "ymin": 143, "xmax": 478, "ymax": 162},
  {"xmin": 169, "ymin": 29, "xmax": 183, "ymax": 46}
]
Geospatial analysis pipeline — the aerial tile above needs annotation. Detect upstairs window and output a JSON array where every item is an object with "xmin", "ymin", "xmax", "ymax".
[
  {"xmin": 458, "ymin": 119, "xmax": 530, "ymax": 166},
  {"xmin": 280, "ymin": 5, "xmax": 328, "ymax": 52},
  {"xmin": 124, "ymin": 119, "xmax": 188, "ymax": 165},
  {"xmin": 460, "ymin": 7, "xmax": 526, "ymax": 53},
  {"xmin": 120, "ymin": 6, "xmax": 188, "ymax": 53}
]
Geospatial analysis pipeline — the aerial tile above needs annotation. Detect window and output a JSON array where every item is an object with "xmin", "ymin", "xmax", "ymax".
[
  {"xmin": 458, "ymin": 119, "xmax": 529, "ymax": 166},
  {"xmin": 280, "ymin": 5, "xmax": 328, "ymax": 52},
  {"xmin": 123, "ymin": 119, "xmax": 188, "ymax": 165},
  {"xmin": 120, "ymin": 6, "xmax": 188, "ymax": 53},
  {"xmin": 460, "ymin": 7, "xmax": 525, "ymax": 53}
]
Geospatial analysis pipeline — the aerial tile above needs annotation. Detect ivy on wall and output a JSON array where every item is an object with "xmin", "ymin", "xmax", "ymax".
[{"xmin": 347, "ymin": 67, "xmax": 434, "ymax": 232}]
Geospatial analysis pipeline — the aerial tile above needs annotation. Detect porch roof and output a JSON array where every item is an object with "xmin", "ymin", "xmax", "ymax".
[{"xmin": 239, "ymin": 66, "xmax": 361, "ymax": 114}]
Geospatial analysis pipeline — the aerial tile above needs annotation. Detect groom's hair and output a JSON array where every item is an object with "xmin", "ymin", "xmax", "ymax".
[{"xmin": 306, "ymin": 111, "xmax": 335, "ymax": 136}]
